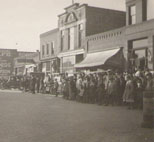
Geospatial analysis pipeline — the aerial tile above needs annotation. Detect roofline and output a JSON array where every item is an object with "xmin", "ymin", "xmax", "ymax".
[
  {"xmin": 64, "ymin": 3, "xmax": 80, "ymax": 10},
  {"xmin": 58, "ymin": 3, "xmax": 125, "ymax": 18},
  {"xmin": 78, "ymin": 4, "xmax": 88, "ymax": 8},
  {"xmin": 18, "ymin": 51, "xmax": 35, "ymax": 53},
  {"xmin": 40, "ymin": 28, "xmax": 59, "ymax": 37},
  {"xmin": 0, "ymin": 48, "xmax": 36, "ymax": 53},
  {"xmin": 58, "ymin": 3, "xmax": 88, "ymax": 17},
  {"xmin": 88, "ymin": 5, "xmax": 126, "ymax": 13},
  {"xmin": 0, "ymin": 48, "xmax": 17, "ymax": 51},
  {"xmin": 86, "ymin": 26, "xmax": 126, "ymax": 40},
  {"xmin": 58, "ymin": 12, "xmax": 67, "ymax": 17}
]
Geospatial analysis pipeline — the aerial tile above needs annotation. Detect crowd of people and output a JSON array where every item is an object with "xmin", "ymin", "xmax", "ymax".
[
  {"xmin": 13, "ymin": 75, "xmax": 59, "ymax": 96},
  {"xmin": 0, "ymin": 75, "xmax": 59, "ymax": 96},
  {"xmin": 0, "ymin": 69, "xmax": 154, "ymax": 110},
  {"xmin": 60, "ymin": 69, "xmax": 154, "ymax": 110}
]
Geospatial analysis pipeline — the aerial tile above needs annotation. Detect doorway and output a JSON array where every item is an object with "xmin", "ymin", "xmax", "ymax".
[{"xmin": 134, "ymin": 48, "xmax": 147, "ymax": 70}]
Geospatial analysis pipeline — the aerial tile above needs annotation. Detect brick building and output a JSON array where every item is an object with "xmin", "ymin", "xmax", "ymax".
[
  {"xmin": 57, "ymin": 3, "xmax": 126, "ymax": 74},
  {"xmin": 76, "ymin": 0, "xmax": 154, "ymax": 72},
  {"xmin": 40, "ymin": 28, "xmax": 59, "ymax": 76},
  {"xmin": 0, "ymin": 49, "xmax": 18, "ymax": 79},
  {"xmin": 0, "ymin": 48, "xmax": 38, "ymax": 79},
  {"xmin": 126, "ymin": 0, "xmax": 154, "ymax": 71},
  {"xmin": 75, "ymin": 27, "xmax": 126, "ymax": 71},
  {"xmin": 14, "ymin": 51, "xmax": 40, "ymax": 76}
]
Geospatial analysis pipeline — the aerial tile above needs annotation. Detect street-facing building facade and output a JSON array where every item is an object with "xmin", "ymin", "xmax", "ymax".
[
  {"xmin": 57, "ymin": 3, "xmax": 126, "ymax": 74},
  {"xmin": 14, "ymin": 51, "xmax": 40, "ymax": 76},
  {"xmin": 0, "ymin": 49, "xmax": 37, "ymax": 79},
  {"xmin": 40, "ymin": 0, "xmax": 154, "ymax": 74},
  {"xmin": 40, "ymin": 28, "xmax": 59, "ymax": 76},
  {"xmin": 125, "ymin": 0, "xmax": 154, "ymax": 72},
  {"xmin": 75, "ymin": 27, "xmax": 126, "ymax": 72},
  {"xmin": 76, "ymin": 0, "xmax": 154, "ymax": 72},
  {"xmin": 0, "ymin": 49, "xmax": 18, "ymax": 79}
]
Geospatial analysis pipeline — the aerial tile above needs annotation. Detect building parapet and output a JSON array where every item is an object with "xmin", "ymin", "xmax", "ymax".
[
  {"xmin": 126, "ymin": 19, "xmax": 154, "ymax": 35},
  {"xmin": 87, "ymin": 27, "xmax": 126, "ymax": 41},
  {"xmin": 40, "ymin": 28, "xmax": 59, "ymax": 38}
]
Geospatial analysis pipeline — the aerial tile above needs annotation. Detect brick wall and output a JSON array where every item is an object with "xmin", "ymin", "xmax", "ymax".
[
  {"xmin": 86, "ymin": 6, "xmax": 126, "ymax": 36},
  {"xmin": 86, "ymin": 27, "xmax": 125, "ymax": 54}
]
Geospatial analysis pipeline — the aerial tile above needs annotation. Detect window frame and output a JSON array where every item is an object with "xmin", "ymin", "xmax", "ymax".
[
  {"xmin": 42, "ymin": 45, "xmax": 45, "ymax": 57},
  {"xmin": 68, "ymin": 27, "xmax": 75, "ymax": 50},
  {"xmin": 78, "ymin": 24, "xmax": 83, "ymax": 47},
  {"xmin": 51, "ymin": 41, "xmax": 54, "ymax": 55},
  {"xmin": 46, "ymin": 43, "xmax": 49, "ymax": 55},
  {"xmin": 61, "ymin": 30, "xmax": 65, "ymax": 51},
  {"xmin": 129, "ymin": 5, "xmax": 136, "ymax": 25}
]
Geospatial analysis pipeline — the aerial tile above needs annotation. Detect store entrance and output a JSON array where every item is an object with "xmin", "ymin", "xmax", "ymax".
[{"xmin": 134, "ymin": 49, "xmax": 147, "ymax": 70}]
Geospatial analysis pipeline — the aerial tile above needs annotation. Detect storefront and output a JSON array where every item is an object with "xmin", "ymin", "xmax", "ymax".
[
  {"xmin": 75, "ymin": 48, "xmax": 125, "ymax": 71},
  {"xmin": 58, "ymin": 49, "xmax": 84, "ymax": 74},
  {"xmin": 41, "ymin": 61, "xmax": 50, "ymax": 76},
  {"xmin": 62, "ymin": 55, "xmax": 75, "ymax": 74},
  {"xmin": 24, "ymin": 64, "xmax": 37, "ymax": 75},
  {"xmin": 50, "ymin": 58, "xmax": 60, "ymax": 75},
  {"xmin": 128, "ymin": 39, "xmax": 148, "ymax": 71},
  {"xmin": 126, "ymin": 19, "xmax": 154, "ymax": 72},
  {"xmin": 41, "ymin": 57, "xmax": 60, "ymax": 76}
]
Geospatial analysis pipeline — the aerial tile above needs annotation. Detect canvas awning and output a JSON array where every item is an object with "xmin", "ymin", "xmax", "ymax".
[
  {"xmin": 25, "ymin": 64, "xmax": 36, "ymax": 69},
  {"xmin": 75, "ymin": 48, "xmax": 125, "ymax": 68}
]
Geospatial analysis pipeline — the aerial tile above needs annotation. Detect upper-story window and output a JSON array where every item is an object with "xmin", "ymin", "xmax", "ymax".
[
  {"xmin": 61, "ymin": 30, "xmax": 65, "ymax": 51},
  {"xmin": 51, "ymin": 42, "xmax": 54, "ymax": 54},
  {"xmin": 68, "ymin": 27, "xmax": 74, "ymax": 50},
  {"xmin": 147, "ymin": 0, "xmax": 154, "ymax": 20},
  {"xmin": 129, "ymin": 5, "xmax": 136, "ymax": 25},
  {"xmin": 79, "ymin": 24, "xmax": 83, "ymax": 47},
  {"xmin": 46, "ymin": 43, "xmax": 49, "ymax": 55},
  {"xmin": 42, "ymin": 45, "xmax": 45, "ymax": 56}
]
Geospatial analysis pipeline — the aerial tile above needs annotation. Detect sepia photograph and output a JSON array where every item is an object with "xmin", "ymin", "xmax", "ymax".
[{"xmin": 0, "ymin": 0, "xmax": 154, "ymax": 142}]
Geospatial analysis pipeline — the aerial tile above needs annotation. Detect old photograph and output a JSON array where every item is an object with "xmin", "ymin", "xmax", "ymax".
[{"xmin": 0, "ymin": 0, "xmax": 154, "ymax": 142}]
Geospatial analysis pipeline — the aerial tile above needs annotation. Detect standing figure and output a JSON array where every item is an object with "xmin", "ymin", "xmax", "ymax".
[
  {"xmin": 89, "ymin": 75, "xmax": 95, "ymax": 104},
  {"xmin": 123, "ymin": 75, "xmax": 135, "ymax": 109},
  {"xmin": 107, "ymin": 76, "xmax": 117, "ymax": 106},
  {"xmin": 31, "ymin": 76, "xmax": 36, "ymax": 94},
  {"xmin": 54, "ymin": 79, "xmax": 59, "ymax": 97},
  {"xmin": 97, "ymin": 74, "xmax": 105, "ymax": 105},
  {"xmin": 36, "ymin": 77, "xmax": 40, "ymax": 93}
]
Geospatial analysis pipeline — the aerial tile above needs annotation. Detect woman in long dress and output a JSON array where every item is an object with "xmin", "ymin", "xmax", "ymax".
[{"xmin": 123, "ymin": 75, "xmax": 135, "ymax": 109}]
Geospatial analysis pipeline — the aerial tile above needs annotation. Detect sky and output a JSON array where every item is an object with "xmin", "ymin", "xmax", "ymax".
[{"xmin": 0, "ymin": 0, "xmax": 126, "ymax": 52}]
